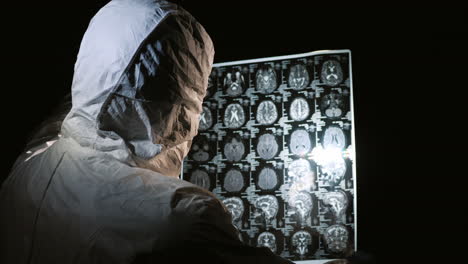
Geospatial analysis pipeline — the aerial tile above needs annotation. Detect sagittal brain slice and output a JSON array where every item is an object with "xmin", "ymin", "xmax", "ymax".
[
  {"xmin": 190, "ymin": 169, "xmax": 210, "ymax": 190},
  {"xmin": 199, "ymin": 106, "xmax": 213, "ymax": 131},
  {"xmin": 323, "ymin": 191, "xmax": 348, "ymax": 220},
  {"xmin": 290, "ymin": 191, "xmax": 313, "ymax": 223},
  {"xmin": 223, "ymin": 197, "xmax": 245, "ymax": 222},
  {"xmin": 224, "ymin": 137, "xmax": 245, "ymax": 162},
  {"xmin": 257, "ymin": 232, "xmax": 277, "ymax": 253},
  {"xmin": 256, "ymin": 100, "xmax": 278, "ymax": 125},
  {"xmin": 258, "ymin": 167, "xmax": 278, "ymax": 190},
  {"xmin": 324, "ymin": 224, "xmax": 349, "ymax": 253},
  {"xmin": 254, "ymin": 195, "xmax": 279, "ymax": 221},
  {"xmin": 288, "ymin": 64, "xmax": 310, "ymax": 90},
  {"xmin": 256, "ymin": 65, "xmax": 277, "ymax": 94},
  {"xmin": 257, "ymin": 133, "xmax": 279, "ymax": 160},
  {"xmin": 291, "ymin": 230, "xmax": 312, "ymax": 257},
  {"xmin": 290, "ymin": 129, "xmax": 312, "ymax": 156},
  {"xmin": 224, "ymin": 103, "xmax": 245, "ymax": 129},
  {"xmin": 323, "ymin": 127, "xmax": 346, "ymax": 150},
  {"xmin": 224, "ymin": 169, "xmax": 244, "ymax": 192},
  {"xmin": 290, "ymin": 97, "xmax": 310, "ymax": 121},
  {"xmin": 224, "ymin": 70, "xmax": 244, "ymax": 96},
  {"xmin": 321, "ymin": 60, "xmax": 343, "ymax": 86}
]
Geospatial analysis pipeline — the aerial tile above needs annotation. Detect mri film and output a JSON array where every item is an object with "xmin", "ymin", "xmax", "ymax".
[
  {"xmin": 199, "ymin": 106, "xmax": 213, "ymax": 131},
  {"xmin": 289, "ymin": 129, "xmax": 312, "ymax": 156},
  {"xmin": 224, "ymin": 70, "xmax": 245, "ymax": 96},
  {"xmin": 183, "ymin": 50, "xmax": 356, "ymax": 262},
  {"xmin": 256, "ymin": 65, "xmax": 278, "ymax": 94},
  {"xmin": 320, "ymin": 60, "xmax": 344, "ymax": 86},
  {"xmin": 257, "ymin": 167, "xmax": 279, "ymax": 191},
  {"xmin": 189, "ymin": 169, "xmax": 211, "ymax": 190},
  {"xmin": 288, "ymin": 64, "xmax": 310, "ymax": 90},
  {"xmin": 224, "ymin": 103, "xmax": 246, "ymax": 129},
  {"xmin": 289, "ymin": 97, "xmax": 310, "ymax": 121},
  {"xmin": 257, "ymin": 232, "xmax": 277, "ymax": 253},
  {"xmin": 256, "ymin": 100, "xmax": 278, "ymax": 125}
]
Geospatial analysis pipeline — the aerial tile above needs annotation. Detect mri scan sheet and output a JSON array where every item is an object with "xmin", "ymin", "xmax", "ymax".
[{"xmin": 182, "ymin": 50, "xmax": 357, "ymax": 263}]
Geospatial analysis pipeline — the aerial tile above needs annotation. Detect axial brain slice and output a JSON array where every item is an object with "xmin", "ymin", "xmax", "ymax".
[
  {"xmin": 256, "ymin": 100, "xmax": 278, "ymax": 125},
  {"xmin": 257, "ymin": 133, "xmax": 278, "ymax": 160},
  {"xmin": 224, "ymin": 137, "xmax": 245, "ymax": 162},
  {"xmin": 224, "ymin": 71, "xmax": 244, "ymax": 96},
  {"xmin": 256, "ymin": 66, "xmax": 277, "ymax": 94},
  {"xmin": 290, "ymin": 129, "xmax": 312, "ymax": 156},
  {"xmin": 224, "ymin": 103, "xmax": 245, "ymax": 129},
  {"xmin": 223, "ymin": 197, "xmax": 244, "ymax": 222},
  {"xmin": 323, "ymin": 127, "xmax": 346, "ymax": 150},
  {"xmin": 199, "ymin": 106, "xmax": 213, "ymax": 131},
  {"xmin": 325, "ymin": 224, "xmax": 349, "ymax": 253},
  {"xmin": 322, "ymin": 92, "xmax": 343, "ymax": 118},
  {"xmin": 321, "ymin": 60, "xmax": 343, "ymax": 86},
  {"xmin": 257, "ymin": 232, "xmax": 277, "ymax": 253},
  {"xmin": 288, "ymin": 64, "xmax": 310, "ymax": 90},
  {"xmin": 258, "ymin": 167, "xmax": 278, "ymax": 190},
  {"xmin": 290, "ymin": 97, "xmax": 310, "ymax": 121},
  {"xmin": 224, "ymin": 169, "xmax": 244, "ymax": 192},
  {"xmin": 291, "ymin": 230, "xmax": 312, "ymax": 256},
  {"xmin": 190, "ymin": 169, "xmax": 210, "ymax": 190}
]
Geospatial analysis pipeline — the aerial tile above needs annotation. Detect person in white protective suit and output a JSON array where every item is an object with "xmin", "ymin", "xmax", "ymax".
[{"xmin": 0, "ymin": 0, "xmax": 294, "ymax": 263}]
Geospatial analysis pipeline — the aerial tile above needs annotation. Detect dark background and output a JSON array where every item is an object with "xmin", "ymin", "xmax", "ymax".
[{"xmin": 2, "ymin": 1, "xmax": 466, "ymax": 263}]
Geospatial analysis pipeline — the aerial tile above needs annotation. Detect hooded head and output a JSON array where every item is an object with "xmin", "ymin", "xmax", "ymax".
[{"xmin": 61, "ymin": 0, "xmax": 214, "ymax": 177}]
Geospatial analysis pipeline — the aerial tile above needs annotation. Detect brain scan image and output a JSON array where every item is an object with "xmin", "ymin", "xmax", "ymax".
[
  {"xmin": 257, "ymin": 167, "xmax": 278, "ymax": 190},
  {"xmin": 224, "ymin": 70, "xmax": 244, "ymax": 97},
  {"xmin": 256, "ymin": 100, "xmax": 278, "ymax": 125},
  {"xmin": 290, "ymin": 129, "xmax": 312, "ymax": 156},
  {"xmin": 321, "ymin": 156, "xmax": 347, "ymax": 186},
  {"xmin": 224, "ymin": 103, "xmax": 245, "ymax": 129},
  {"xmin": 257, "ymin": 232, "xmax": 277, "ymax": 253},
  {"xmin": 323, "ymin": 191, "xmax": 348, "ymax": 221},
  {"xmin": 224, "ymin": 136, "xmax": 245, "ymax": 162},
  {"xmin": 323, "ymin": 127, "xmax": 346, "ymax": 150},
  {"xmin": 190, "ymin": 136, "xmax": 211, "ymax": 162},
  {"xmin": 321, "ymin": 60, "xmax": 343, "ymax": 86},
  {"xmin": 324, "ymin": 224, "xmax": 349, "ymax": 253},
  {"xmin": 189, "ymin": 169, "xmax": 210, "ymax": 190},
  {"xmin": 288, "ymin": 64, "xmax": 310, "ymax": 90},
  {"xmin": 289, "ymin": 97, "xmax": 310, "ymax": 121},
  {"xmin": 223, "ymin": 197, "xmax": 245, "ymax": 222},
  {"xmin": 257, "ymin": 133, "xmax": 279, "ymax": 160},
  {"xmin": 289, "ymin": 191, "xmax": 313, "ymax": 224},
  {"xmin": 256, "ymin": 65, "xmax": 277, "ymax": 94},
  {"xmin": 254, "ymin": 195, "xmax": 279, "ymax": 222},
  {"xmin": 321, "ymin": 91, "xmax": 344, "ymax": 119},
  {"xmin": 223, "ymin": 168, "xmax": 245, "ymax": 192},
  {"xmin": 199, "ymin": 106, "xmax": 213, "ymax": 131},
  {"xmin": 291, "ymin": 230, "xmax": 313, "ymax": 257},
  {"xmin": 288, "ymin": 159, "xmax": 315, "ymax": 192}
]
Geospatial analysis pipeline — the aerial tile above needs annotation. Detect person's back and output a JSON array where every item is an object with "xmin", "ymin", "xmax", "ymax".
[{"xmin": 0, "ymin": 1, "xmax": 292, "ymax": 263}]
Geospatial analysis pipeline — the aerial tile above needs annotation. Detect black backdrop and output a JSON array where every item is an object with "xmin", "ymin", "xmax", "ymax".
[{"xmin": 2, "ymin": 2, "xmax": 466, "ymax": 263}]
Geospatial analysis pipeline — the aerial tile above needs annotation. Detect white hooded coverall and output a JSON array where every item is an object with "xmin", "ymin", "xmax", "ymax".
[{"xmin": 0, "ymin": 0, "xmax": 293, "ymax": 263}]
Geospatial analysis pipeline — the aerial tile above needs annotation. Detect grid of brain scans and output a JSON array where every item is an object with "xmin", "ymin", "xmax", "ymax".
[{"xmin": 183, "ymin": 50, "xmax": 356, "ymax": 262}]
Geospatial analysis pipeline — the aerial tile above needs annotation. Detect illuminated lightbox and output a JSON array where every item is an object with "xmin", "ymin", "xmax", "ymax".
[{"xmin": 182, "ymin": 50, "xmax": 357, "ymax": 263}]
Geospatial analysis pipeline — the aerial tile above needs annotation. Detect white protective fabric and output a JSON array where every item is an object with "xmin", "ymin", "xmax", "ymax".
[{"xmin": 0, "ymin": 1, "xmax": 293, "ymax": 263}]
